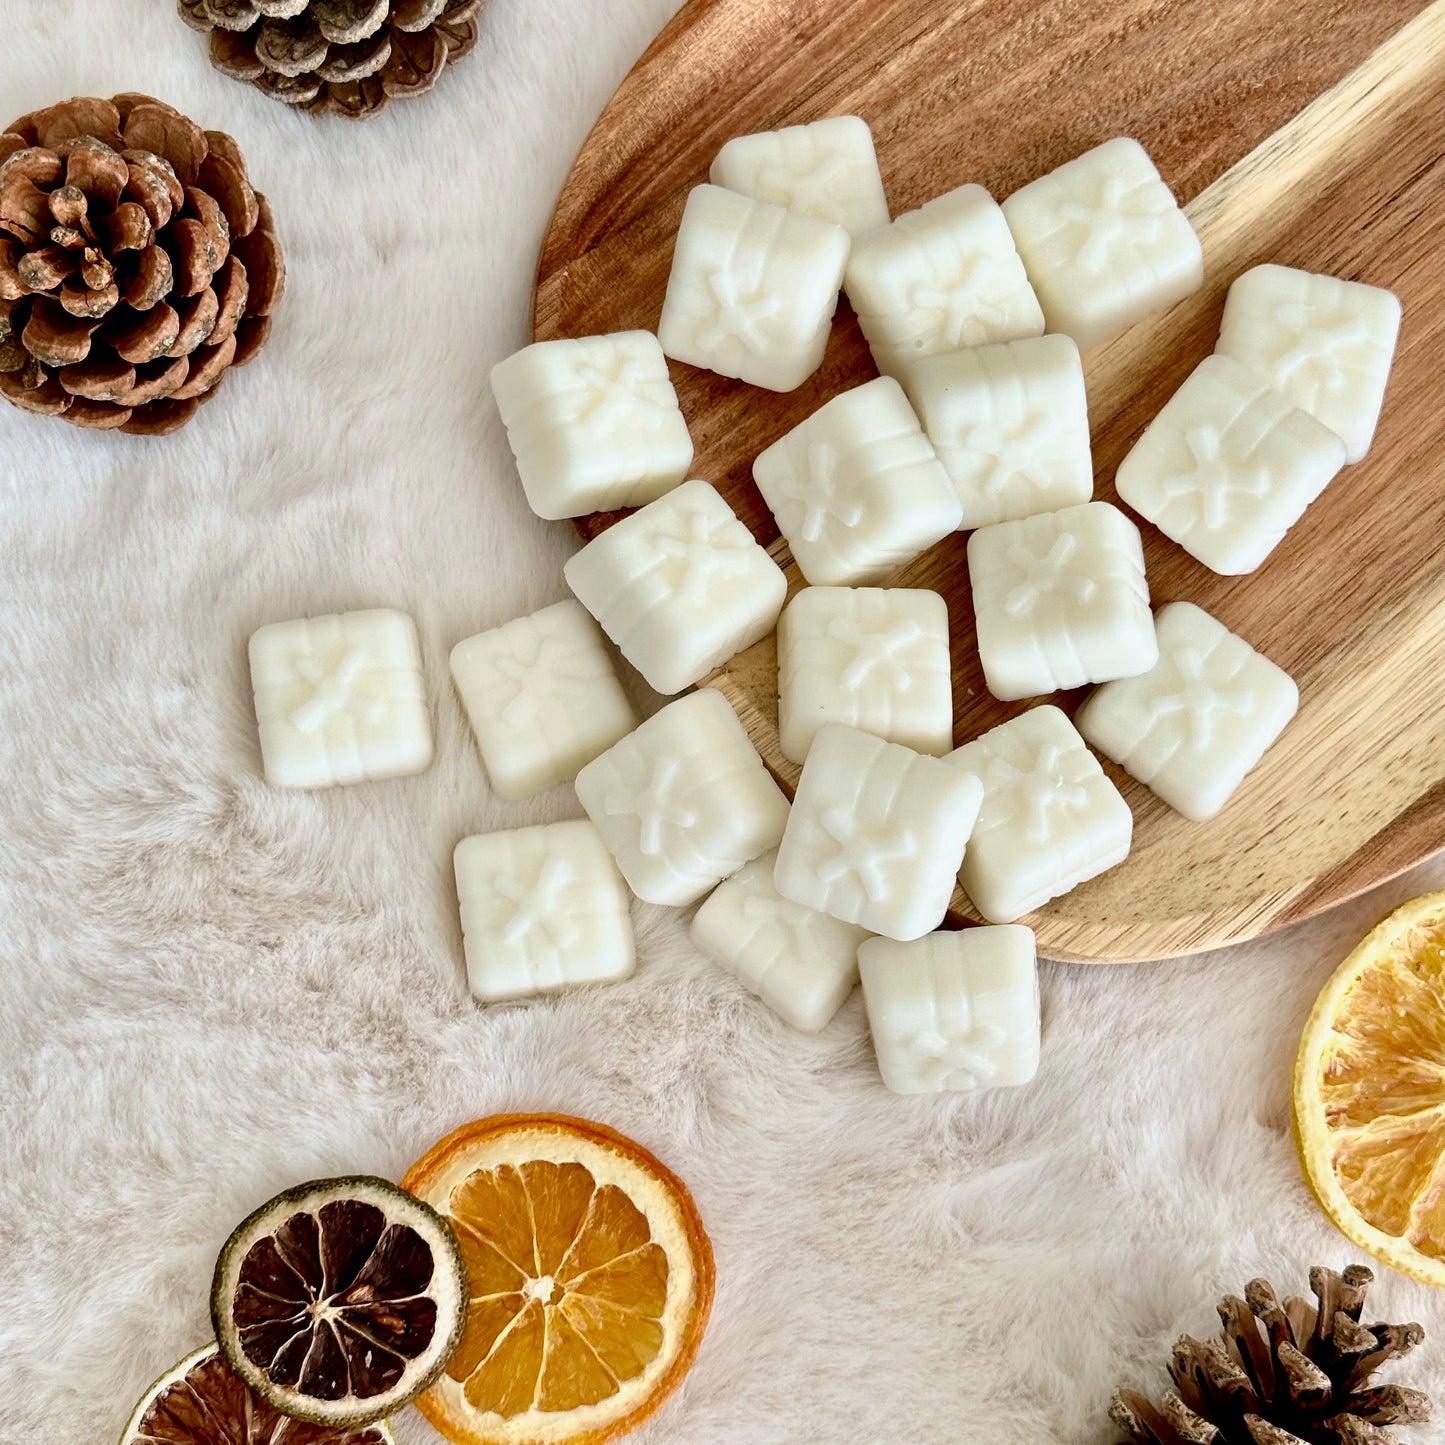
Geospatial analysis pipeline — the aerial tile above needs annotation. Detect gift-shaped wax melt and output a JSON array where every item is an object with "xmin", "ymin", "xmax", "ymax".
[
  {"xmin": 1076, "ymin": 601, "xmax": 1298, "ymax": 821},
  {"xmin": 490, "ymin": 331, "xmax": 694, "ymax": 520},
  {"xmin": 858, "ymin": 925, "xmax": 1040, "ymax": 1095},
  {"xmin": 967, "ymin": 501, "xmax": 1156, "ymax": 701},
  {"xmin": 946, "ymin": 705, "xmax": 1131, "ymax": 923},
  {"xmin": 777, "ymin": 586, "xmax": 953, "ymax": 764},
  {"xmin": 564, "ymin": 479, "xmax": 788, "ymax": 695},
  {"xmin": 691, "ymin": 851, "xmax": 869, "ymax": 1033},
  {"xmin": 752, "ymin": 376, "xmax": 961, "ymax": 586},
  {"xmin": 250, "ymin": 608, "xmax": 433, "ymax": 789},
  {"xmin": 454, "ymin": 820, "xmax": 635, "ymax": 1003},
  {"xmin": 774, "ymin": 724, "xmax": 982, "ymax": 941},
  {"xmin": 1215, "ymin": 264, "xmax": 1403, "ymax": 464},
  {"xmin": 450, "ymin": 599, "xmax": 637, "ymax": 800},
  {"xmin": 1001, "ymin": 137, "xmax": 1203, "ymax": 350},
  {"xmin": 907, "ymin": 334, "xmax": 1093, "ymax": 528},
  {"xmin": 657, "ymin": 183, "xmax": 850, "ymax": 392},
  {"xmin": 845, "ymin": 182, "xmax": 1044, "ymax": 381},
  {"xmin": 576, "ymin": 689, "xmax": 789, "ymax": 907},
  {"xmin": 1115, "ymin": 354, "xmax": 1346, "ymax": 576}
]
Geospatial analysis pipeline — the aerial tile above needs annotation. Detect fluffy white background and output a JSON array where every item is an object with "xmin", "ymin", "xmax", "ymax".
[{"xmin": 1, "ymin": 2, "xmax": 1443, "ymax": 1442}]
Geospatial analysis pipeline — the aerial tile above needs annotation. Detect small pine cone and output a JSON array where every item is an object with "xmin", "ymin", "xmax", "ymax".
[{"xmin": 0, "ymin": 94, "xmax": 284, "ymax": 435}]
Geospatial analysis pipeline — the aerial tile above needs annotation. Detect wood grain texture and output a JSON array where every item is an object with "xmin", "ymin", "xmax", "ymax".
[{"xmin": 535, "ymin": 0, "xmax": 1445, "ymax": 962}]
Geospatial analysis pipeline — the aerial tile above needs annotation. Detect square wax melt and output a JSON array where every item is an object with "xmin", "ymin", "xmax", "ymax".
[
  {"xmin": 690, "ymin": 851, "xmax": 870, "ymax": 1033},
  {"xmin": 1001, "ymin": 137, "xmax": 1203, "ymax": 350},
  {"xmin": 657, "ymin": 183, "xmax": 851, "ymax": 392},
  {"xmin": 1215, "ymin": 264, "xmax": 1403, "ymax": 464},
  {"xmin": 967, "ymin": 501, "xmax": 1156, "ymax": 702},
  {"xmin": 249, "ymin": 608, "xmax": 432, "ymax": 790},
  {"xmin": 858, "ymin": 926, "xmax": 1040, "ymax": 1095},
  {"xmin": 490, "ymin": 330, "xmax": 694, "ymax": 520},
  {"xmin": 1076, "ymin": 601, "xmax": 1298, "ymax": 821},
  {"xmin": 450, "ymin": 599, "xmax": 638, "ymax": 800},
  {"xmin": 946, "ymin": 705, "xmax": 1132, "ymax": 923},
  {"xmin": 564, "ymin": 479, "xmax": 788, "ymax": 695},
  {"xmin": 774, "ymin": 724, "xmax": 983, "ymax": 941},
  {"xmin": 777, "ymin": 586, "xmax": 953, "ymax": 764},
  {"xmin": 907, "ymin": 334, "xmax": 1093, "ymax": 528},
  {"xmin": 575, "ymin": 689, "xmax": 790, "ymax": 907},
  {"xmin": 454, "ymin": 820, "xmax": 635, "ymax": 1003},
  {"xmin": 1115, "ymin": 354, "xmax": 1346, "ymax": 576}
]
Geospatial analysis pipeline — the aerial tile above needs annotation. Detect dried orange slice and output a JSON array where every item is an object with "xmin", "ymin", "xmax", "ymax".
[{"xmin": 401, "ymin": 1114, "xmax": 714, "ymax": 1445}]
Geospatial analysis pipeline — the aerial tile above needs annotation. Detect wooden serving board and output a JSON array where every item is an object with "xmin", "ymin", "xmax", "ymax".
[{"xmin": 535, "ymin": 0, "xmax": 1445, "ymax": 963}]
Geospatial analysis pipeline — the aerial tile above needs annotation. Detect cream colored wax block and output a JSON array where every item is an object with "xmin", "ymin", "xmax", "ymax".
[
  {"xmin": 1002, "ymin": 137, "xmax": 1203, "ymax": 351},
  {"xmin": 249, "ymin": 608, "xmax": 432, "ymax": 790},
  {"xmin": 657, "ymin": 184, "xmax": 850, "ymax": 392},
  {"xmin": 490, "ymin": 331, "xmax": 694, "ymax": 520},
  {"xmin": 575, "ymin": 690, "xmax": 790, "ymax": 907},
  {"xmin": 564, "ymin": 479, "xmax": 787, "ymax": 696},
  {"xmin": 1115, "ymin": 354, "xmax": 1346, "ymax": 576},
  {"xmin": 1076, "ymin": 601, "xmax": 1298, "ymax": 822},
  {"xmin": 1215, "ymin": 264, "xmax": 1403, "ymax": 464},
  {"xmin": 858, "ymin": 926, "xmax": 1040, "ymax": 1095}
]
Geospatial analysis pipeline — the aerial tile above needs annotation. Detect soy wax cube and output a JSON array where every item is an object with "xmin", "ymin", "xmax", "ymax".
[
  {"xmin": 1215, "ymin": 264, "xmax": 1403, "ymax": 463},
  {"xmin": 1076, "ymin": 601, "xmax": 1298, "ymax": 821},
  {"xmin": 752, "ymin": 376, "xmax": 961, "ymax": 586},
  {"xmin": 690, "ymin": 851, "xmax": 869, "ymax": 1033},
  {"xmin": 777, "ymin": 586, "xmax": 953, "ymax": 764},
  {"xmin": 858, "ymin": 926, "xmax": 1040, "ymax": 1095},
  {"xmin": 967, "ymin": 501, "xmax": 1156, "ymax": 702},
  {"xmin": 658, "ymin": 184, "xmax": 851, "ymax": 392},
  {"xmin": 564, "ymin": 479, "xmax": 788, "ymax": 695},
  {"xmin": 575, "ymin": 689, "xmax": 790, "ymax": 907},
  {"xmin": 774, "ymin": 724, "xmax": 983, "ymax": 941},
  {"xmin": 249, "ymin": 608, "xmax": 432, "ymax": 790},
  {"xmin": 1002, "ymin": 137, "xmax": 1203, "ymax": 350},
  {"xmin": 1115, "ymin": 354, "xmax": 1346, "ymax": 576},
  {"xmin": 490, "ymin": 331, "xmax": 694, "ymax": 520},
  {"xmin": 946, "ymin": 705, "xmax": 1132, "ymax": 923},
  {"xmin": 454, "ymin": 821, "xmax": 635, "ymax": 1003}
]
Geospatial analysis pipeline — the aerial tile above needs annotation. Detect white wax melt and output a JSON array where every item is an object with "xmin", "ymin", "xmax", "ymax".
[
  {"xmin": 774, "ymin": 723, "xmax": 982, "ymax": 941},
  {"xmin": 710, "ymin": 115, "xmax": 890, "ymax": 236},
  {"xmin": 455, "ymin": 821, "xmax": 635, "ymax": 1003},
  {"xmin": 1076, "ymin": 600, "xmax": 1298, "ymax": 821},
  {"xmin": 564, "ymin": 479, "xmax": 787, "ymax": 695},
  {"xmin": 690, "ymin": 851, "xmax": 869, "ymax": 1033},
  {"xmin": 845, "ymin": 182, "xmax": 1044, "ymax": 381},
  {"xmin": 250, "ymin": 608, "xmax": 432, "ymax": 789},
  {"xmin": 1115, "ymin": 354, "xmax": 1346, "ymax": 576},
  {"xmin": 449, "ymin": 599, "xmax": 637, "ymax": 800},
  {"xmin": 657, "ymin": 183, "xmax": 850, "ymax": 392},
  {"xmin": 576, "ymin": 689, "xmax": 789, "ymax": 907},
  {"xmin": 777, "ymin": 586, "xmax": 953, "ymax": 764},
  {"xmin": 907, "ymin": 334, "xmax": 1093, "ymax": 528},
  {"xmin": 967, "ymin": 500, "xmax": 1156, "ymax": 701},
  {"xmin": 490, "ymin": 331, "xmax": 694, "ymax": 520},
  {"xmin": 1215, "ymin": 264, "xmax": 1403, "ymax": 464},
  {"xmin": 946, "ymin": 705, "xmax": 1132, "ymax": 923},
  {"xmin": 1002, "ymin": 137, "xmax": 1203, "ymax": 350},
  {"xmin": 858, "ymin": 925, "xmax": 1040, "ymax": 1095}
]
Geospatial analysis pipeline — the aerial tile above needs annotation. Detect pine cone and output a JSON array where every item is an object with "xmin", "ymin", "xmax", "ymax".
[
  {"xmin": 0, "ymin": 94, "xmax": 283, "ymax": 435},
  {"xmin": 178, "ymin": 0, "xmax": 486, "ymax": 120},
  {"xmin": 1112, "ymin": 1265, "xmax": 1430, "ymax": 1445}
]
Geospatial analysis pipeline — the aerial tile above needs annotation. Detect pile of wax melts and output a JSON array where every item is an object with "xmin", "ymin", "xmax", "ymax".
[{"xmin": 245, "ymin": 117, "xmax": 1402, "ymax": 1098}]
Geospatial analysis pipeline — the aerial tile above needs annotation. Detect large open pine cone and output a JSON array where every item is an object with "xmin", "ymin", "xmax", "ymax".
[
  {"xmin": 179, "ymin": 0, "xmax": 486, "ymax": 120},
  {"xmin": 0, "ymin": 94, "xmax": 283, "ymax": 435}
]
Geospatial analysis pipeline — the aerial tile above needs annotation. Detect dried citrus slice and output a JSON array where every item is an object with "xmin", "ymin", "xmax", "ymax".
[
  {"xmin": 1294, "ymin": 891, "xmax": 1445, "ymax": 1287},
  {"xmin": 401, "ymin": 1114, "xmax": 714, "ymax": 1445},
  {"xmin": 210, "ymin": 1176, "xmax": 469, "ymax": 1426}
]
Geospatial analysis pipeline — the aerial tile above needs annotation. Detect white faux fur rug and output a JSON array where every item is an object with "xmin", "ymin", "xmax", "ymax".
[{"xmin": 2, "ymin": 3, "xmax": 1445, "ymax": 1442}]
